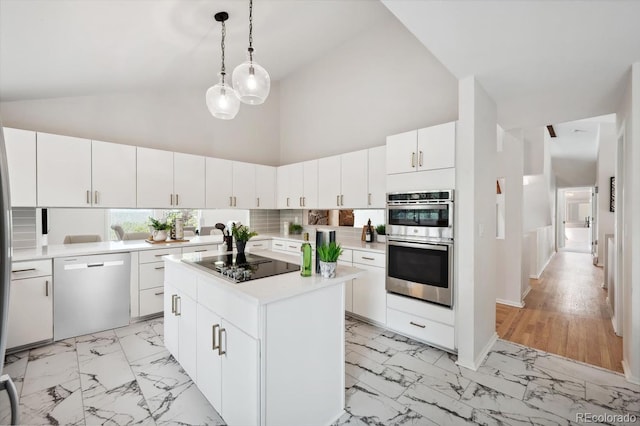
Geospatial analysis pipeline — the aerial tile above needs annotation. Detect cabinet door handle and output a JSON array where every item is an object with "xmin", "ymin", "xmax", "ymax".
[
  {"xmin": 45, "ymin": 279, "xmax": 49, "ymax": 297},
  {"xmin": 410, "ymin": 321, "xmax": 426, "ymax": 329},
  {"xmin": 86, "ymin": 190, "xmax": 91, "ymax": 204},
  {"xmin": 154, "ymin": 266, "xmax": 165, "ymax": 270},
  {"xmin": 336, "ymin": 195, "xmax": 340, "ymax": 206},
  {"xmin": 411, "ymin": 152, "xmax": 416, "ymax": 168},
  {"xmin": 94, "ymin": 190, "xmax": 99, "ymax": 205},
  {"xmin": 361, "ymin": 256, "xmax": 375, "ymax": 261},
  {"xmin": 229, "ymin": 196, "xmax": 233, "ymax": 207},
  {"xmin": 419, "ymin": 151, "xmax": 423, "ymax": 167},
  {"xmin": 218, "ymin": 327, "xmax": 227, "ymax": 356},
  {"xmin": 368, "ymin": 193, "xmax": 371, "ymax": 206},
  {"xmin": 257, "ymin": 197, "xmax": 260, "ymax": 208},
  {"xmin": 176, "ymin": 194, "xmax": 179, "ymax": 206},
  {"xmin": 212, "ymin": 324, "xmax": 220, "ymax": 351},
  {"xmin": 170, "ymin": 194, "xmax": 174, "ymax": 205},
  {"xmin": 154, "ymin": 291, "xmax": 164, "ymax": 296},
  {"xmin": 175, "ymin": 296, "xmax": 181, "ymax": 316},
  {"xmin": 286, "ymin": 197, "xmax": 290, "ymax": 207},
  {"xmin": 340, "ymin": 194, "xmax": 344, "ymax": 206},
  {"xmin": 171, "ymin": 294, "xmax": 177, "ymax": 314},
  {"xmin": 299, "ymin": 196, "xmax": 303, "ymax": 207},
  {"xmin": 303, "ymin": 196, "xmax": 306, "ymax": 207},
  {"xmin": 233, "ymin": 196, "xmax": 237, "ymax": 207}
]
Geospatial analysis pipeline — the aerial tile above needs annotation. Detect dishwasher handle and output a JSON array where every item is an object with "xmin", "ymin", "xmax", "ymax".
[{"xmin": 87, "ymin": 263, "xmax": 104, "ymax": 268}]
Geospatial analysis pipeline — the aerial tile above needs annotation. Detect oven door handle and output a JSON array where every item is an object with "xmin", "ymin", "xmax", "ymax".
[
  {"xmin": 387, "ymin": 240, "xmax": 449, "ymax": 251},
  {"xmin": 387, "ymin": 204, "xmax": 449, "ymax": 210}
]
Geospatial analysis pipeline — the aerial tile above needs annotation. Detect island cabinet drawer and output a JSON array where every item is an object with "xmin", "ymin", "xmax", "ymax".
[
  {"xmin": 182, "ymin": 244, "xmax": 218, "ymax": 254},
  {"xmin": 140, "ymin": 262, "xmax": 166, "ymax": 290},
  {"xmin": 338, "ymin": 249, "xmax": 353, "ymax": 263},
  {"xmin": 246, "ymin": 240, "xmax": 270, "ymax": 251},
  {"xmin": 387, "ymin": 293, "xmax": 454, "ymax": 326},
  {"xmin": 11, "ymin": 259, "xmax": 52, "ymax": 279},
  {"xmin": 139, "ymin": 286, "xmax": 165, "ymax": 316},
  {"xmin": 272, "ymin": 239, "xmax": 301, "ymax": 253},
  {"xmin": 140, "ymin": 247, "xmax": 182, "ymax": 264},
  {"xmin": 387, "ymin": 307, "xmax": 455, "ymax": 351},
  {"xmin": 271, "ymin": 239, "xmax": 287, "ymax": 252},
  {"xmin": 197, "ymin": 278, "xmax": 259, "ymax": 339},
  {"xmin": 353, "ymin": 250, "xmax": 385, "ymax": 268},
  {"xmin": 165, "ymin": 261, "xmax": 197, "ymax": 300}
]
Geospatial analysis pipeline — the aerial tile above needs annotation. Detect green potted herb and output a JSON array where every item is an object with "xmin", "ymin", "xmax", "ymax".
[
  {"xmin": 375, "ymin": 224, "xmax": 386, "ymax": 243},
  {"xmin": 316, "ymin": 241, "xmax": 343, "ymax": 278},
  {"xmin": 289, "ymin": 223, "xmax": 304, "ymax": 235},
  {"xmin": 148, "ymin": 217, "xmax": 171, "ymax": 241},
  {"xmin": 231, "ymin": 223, "xmax": 258, "ymax": 254}
]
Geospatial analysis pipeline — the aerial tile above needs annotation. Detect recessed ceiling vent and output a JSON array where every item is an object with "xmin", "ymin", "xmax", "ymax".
[{"xmin": 546, "ymin": 125, "xmax": 556, "ymax": 138}]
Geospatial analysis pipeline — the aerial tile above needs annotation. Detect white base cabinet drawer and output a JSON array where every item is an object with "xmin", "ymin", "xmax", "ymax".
[
  {"xmin": 246, "ymin": 240, "xmax": 270, "ymax": 251},
  {"xmin": 139, "ymin": 287, "xmax": 165, "ymax": 317},
  {"xmin": 353, "ymin": 250, "xmax": 385, "ymax": 268},
  {"xmin": 11, "ymin": 259, "xmax": 52, "ymax": 279},
  {"xmin": 139, "ymin": 247, "xmax": 182, "ymax": 264},
  {"xmin": 387, "ymin": 293, "xmax": 454, "ymax": 326},
  {"xmin": 139, "ymin": 262, "xmax": 166, "ymax": 290},
  {"xmin": 386, "ymin": 307, "xmax": 455, "ymax": 351},
  {"xmin": 182, "ymin": 244, "xmax": 219, "ymax": 254}
]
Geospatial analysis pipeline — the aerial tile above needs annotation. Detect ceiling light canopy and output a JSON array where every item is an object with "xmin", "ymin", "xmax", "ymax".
[
  {"xmin": 206, "ymin": 12, "xmax": 240, "ymax": 120},
  {"xmin": 232, "ymin": 0, "xmax": 271, "ymax": 105}
]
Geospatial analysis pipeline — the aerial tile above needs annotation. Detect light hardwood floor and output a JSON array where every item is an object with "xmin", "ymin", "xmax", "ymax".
[{"xmin": 496, "ymin": 251, "xmax": 624, "ymax": 373}]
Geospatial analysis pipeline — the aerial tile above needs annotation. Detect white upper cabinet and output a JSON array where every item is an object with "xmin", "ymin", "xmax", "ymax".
[
  {"xmin": 386, "ymin": 130, "xmax": 418, "ymax": 175},
  {"xmin": 92, "ymin": 140, "xmax": 136, "ymax": 208},
  {"xmin": 174, "ymin": 152, "xmax": 205, "ymax": 208},
  {"xmin": 302, "ymin": 160, "xmax": 318, "ymax": 209},
  {"xmin": 367, "ymin": 146, "xmax": 386, "ymax": 208},
  {"xmin": 387, "ymin": 122, "xmax": 456, "ymax": 175},
  {"xmin": 277, "ymin": 163, "xmax": 303, "ymax": 209},
  {"xmin": 417, "ymin": 121, "xmax": 456, "ymax": 171},
  {"xmin": 341, "ymin": 150, "xmax": 368, "ymax": 208},
  {"xmin": 232, "ymin": 161, "xmax": 256, "ymax": 209},
  {"xmin": 4, "ymin": 128, "xmax": 36, "ymax": 207},
  {"xmin": 255, "ymin": 164, "xmax": 276, "ymax": 209},
  {"xmin": 318, "ymin": 155, "xmax": 341, "ymax": 208},
  {"xmin": 137, "ymin": 147, "xmax": 174, "ymax": 208},
  {"xmin": 206, "ymin": 157, "xmax": 233, "ymax": 208},
  {"xmin": 37, "ymin": 132, "xmax": 92, "ymax": 207}
]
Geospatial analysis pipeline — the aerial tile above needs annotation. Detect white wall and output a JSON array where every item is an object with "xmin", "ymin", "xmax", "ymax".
[
  {"xmin": 0, "ymin": 86, "xmax": 281, "ymax": 166},
  {"xmin": 495, "ymin": 129, "xmax": 525, "ymax": 307},
  {"xmin": 522, "ymin": 175, "xmax": 552, "ymax": 232},
  {"xmin": 596, "ymin": 123, "xmax": 616, "ymax": 265},
  {"xmin": 278, "ymin": 15, "xmax": 458, "ymax": 164},
  {"xmin": 456, "ymin": 76, "xmax": 497, "ymax": 370}
]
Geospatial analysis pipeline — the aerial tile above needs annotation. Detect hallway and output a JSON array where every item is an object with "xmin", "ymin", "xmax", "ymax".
[{"xmin": 496, "ymin": 251, "xmax": 623, "ymax": 373}]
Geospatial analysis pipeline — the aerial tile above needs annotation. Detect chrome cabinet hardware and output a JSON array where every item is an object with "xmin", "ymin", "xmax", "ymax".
[
  {"xmin": 302, "ymin": 197, "xmax": 306, "ymax": 207},
  {"xmin": 288, "ymin": 245, "xmax": 297, "ymax": 249},
  {"xmin": 361, "ymin": 256, "xmax": 375, "ymax": 261},
  {"xmin": 212, "ymin": 324, "xmax": 220, "ymax": 351},
  {"xmin": 411, "ymin": 152, "xmax": 416, "ymax": 168},
  {"xmin": 154, "ymin": 291, "xmax": 164, "ymax": 296},
  {"xmin": 218, "ymin": 327, "xmax": 227, "ymax": 356},
  {"xmin": 233, "ymin": 196, "xmax": 237, "ymax": 207},
  {"xmin": 368, "ymin": 193, "xmax": 371, "ymax": 205},
  {"xmin": 171, "ymin": 294, "xmax": 177, "ymax": 314},
  {"xmin": 45, "ymin": 280, "xmax": 49, "ymax": 297},
  {"xmin": 336, "ymin": 195, "xmax": 340, "ymax": 206},
  {"xmin": 154, "ymin": 266, "xmax": 165, "ymax": 270},
  {"xmin": 195, "ymin": 249, "xmax": 207, "ymax": 253},
  {"xmin": 252, "ymin": 243, "xmax": 263, "ymax": 247},
  {"xmin": 299, "ymin": 196, "xmax": 303, "ymax": 207},
  {"xmin": 94, "ymin": 190, "xmax": 99, "ymax": 205},
  {"xmin": 419, "ymin": 151, "xmax": 423, "ymax": 167},
  {"xmin": 410, "ymin": 321, "xmax": 426, "ymax": 329},
  {"xmin": 286, "ymin": 197, "xmax": 290, "ymax": 207},
  {"xmin": 176, "ymin": 194, "xmax": 179, "ymax": 205},
  {"xmin": 11, "ymin": 268, "xmax": 36, "ymax": 273},
  {"xmin": 86, "ymin": 190, "xmax": 91, "ymax": 204},
  {"xmin": 229, "ymin": 196, "xmax": 233, "ymax": 207},
  {"xmin": 170, "ymin": 194, "xmax": 174, "ymax": 205},
  {"xmin": 154, "ymin": 253, "xmax": 169, "ymax": 257},
  {"xmin": 340, "ymin": 194, "xmax": 344, "ymax": 206},
  {"xmin": 175, "ymin": 296, "xmax": 181, "ymax": 316},
  {"xmin": 257, "ymin": 197, "xmax": 260, "ymax": 207}
]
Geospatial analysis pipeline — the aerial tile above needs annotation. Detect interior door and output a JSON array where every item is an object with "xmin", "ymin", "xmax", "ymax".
[{"xmin": 591, "ymin": 187, "xmax": 598, "ymax": 260}]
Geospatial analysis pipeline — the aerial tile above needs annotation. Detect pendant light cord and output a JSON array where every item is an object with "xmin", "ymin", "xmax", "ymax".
[
  {"xmin": 220, "ymin": 19, "xmax": 227, "ymax": 84},
  {"xmin": 248, "ymin": 0, "xmax": 254, "ymax": 62}
]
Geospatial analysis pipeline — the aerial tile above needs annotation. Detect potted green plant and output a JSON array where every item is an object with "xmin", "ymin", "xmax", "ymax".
[
  {"xmin": 375, "ymin": 224, "xmax": 386, "ymax": 243},
  {"xmin": 289, "ymin": 223, "xmax": 304, "ymax": 235},
  {"xmin": 316, "ymin": 241, "xmax": 343, "ymax": 278},
  {"xmin": 148, "ymin": 217, "xmax": 171, "ymax": 241},
  {"xmin": 231, "ymin": 223, "xmax": 258, "ymax": 254}
]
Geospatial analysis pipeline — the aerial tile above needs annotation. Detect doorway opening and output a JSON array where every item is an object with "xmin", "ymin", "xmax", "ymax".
[{"xmin": 557, "ymin": 187, "xmax": 594, "ymax": 254}]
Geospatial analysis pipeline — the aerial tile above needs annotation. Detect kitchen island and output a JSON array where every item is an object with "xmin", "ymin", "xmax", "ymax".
[{"xmin": 164, "ymin": 250, "xmax": 363, "ymax": 426}]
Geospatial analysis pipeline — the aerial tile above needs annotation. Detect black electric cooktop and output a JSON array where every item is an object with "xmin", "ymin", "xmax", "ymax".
[{"xmin": 183, "ymin": 253, "xmax": 300, "ymax": 283}]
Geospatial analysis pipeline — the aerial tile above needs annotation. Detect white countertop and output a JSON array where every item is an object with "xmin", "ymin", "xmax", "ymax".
[
  {"xmin": 11, "ymin": 232, "xmax": 384, "ymax": 262},
  {"xmin": 167, "ymin": 249, "xmax": 364, "ymax": 305}
]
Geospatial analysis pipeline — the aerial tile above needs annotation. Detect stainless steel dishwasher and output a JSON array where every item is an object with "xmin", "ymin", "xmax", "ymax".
[{"xmin": 54, "ymin": 253, "xmax": 131, "ymax": 340}]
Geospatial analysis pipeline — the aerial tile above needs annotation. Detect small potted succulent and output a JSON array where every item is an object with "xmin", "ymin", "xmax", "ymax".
[
  {"xmin": 316, "ymin": 241, "xmax": 343, "ymax": 279},
  {"xmin": 149, "ymin": 217, "xmax": 171, "ymax": 241},
  {"xmin": 289, "ymin": 223, "xmax": 304, "ymax": 235},
  {"xmin": 375, "ymin": 224, "xmax": 386, "ymax": 243},
  {"xmin": 231, "ymin": 223, "xmax": 258, "ymax": 254}
]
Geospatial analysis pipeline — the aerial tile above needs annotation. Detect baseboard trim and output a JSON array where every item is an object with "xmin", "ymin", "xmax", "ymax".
[
  {"xmin": 456, "ymin": 332, "xmax": 498, "ymax": 371},
  {"xmin": 521, "ymin": 285, "xmax": 532, "ymax": 301},
  {"xmin": 496, "ymin": 298, "xmax": 524, "ymax": 308},
  {"xmin": 621, "ymin": 360, "xmax": 640, "ymax": 385}
]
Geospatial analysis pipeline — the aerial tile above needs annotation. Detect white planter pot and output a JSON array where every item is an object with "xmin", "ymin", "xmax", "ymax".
[
  {"xmin": 153, "ymin": 230, "xmax": 168, "ymax": 241},
  {"xmin": 319, "ymin": 261, "xmax": 337, "ymax": 279},
  {"xmin": 376, "ymin": 234, "xmax": 386, "ymax": 243}
]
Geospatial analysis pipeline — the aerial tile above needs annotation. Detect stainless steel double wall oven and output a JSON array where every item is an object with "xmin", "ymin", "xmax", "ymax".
[{"xmin": 386, "ymin": 190, "xmax": 454, "ymax": 308}]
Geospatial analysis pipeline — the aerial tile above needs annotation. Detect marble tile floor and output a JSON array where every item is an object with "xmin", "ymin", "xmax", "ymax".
[{"xmin": 1, "ymin": 316, "xmax": 638, "ymax": 425}]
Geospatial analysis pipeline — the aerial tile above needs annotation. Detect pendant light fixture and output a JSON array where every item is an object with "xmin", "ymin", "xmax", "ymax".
[
  {"xmin": 206, "ymin": 12, "xmax": 240, "ymax": 120},
  {"xmin": 232, "ymin": 0, "xmax": 270, "ymax": 105}
]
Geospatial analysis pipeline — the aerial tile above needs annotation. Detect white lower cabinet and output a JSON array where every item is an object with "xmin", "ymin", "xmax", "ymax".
[
  {"xmin": 164, "ymin": 283, "xmax": 197, "ymax": 379},
  {"xmin": 196, "ymin": 305, "xmax": 223, "ymax": 409},
  {"xmin": 7, "ymin": 260, "xmax": 53, "ymax": 349},
  {"xmin": 343, "ymin": 250, "xmax": 386, "ymax": 325}
]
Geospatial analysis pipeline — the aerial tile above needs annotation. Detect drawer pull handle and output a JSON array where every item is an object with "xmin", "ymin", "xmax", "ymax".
[
  {"xmin": 361, "ymin": 256, "xmax": 375, "ymax": 261},
  {"xmin": 212, "ymin": 324, "xmax": 220, "ymax": 351},
  {"xmin": 253, "ymin": 244, "xmax": 263, "ymax": 247},
  {"xmin": 154, "ymin": 266, "xmax": 165, "ymax": 270},
  {"xmin": 154, "ymin": 291, "xmax": 164, "ymax": 296},
  {"xmin": 410, "ymin": 321, "xmax": 426, "ymax": 329},
  {"xmin": 154, "ymin": 253, "xmax": 169, "ymax": 257},
  {"xmin": 195, "ymin": 249, "xmax": 207, "ymax": 252},
  {"xmin": 288, "ymin": 245, "xmax": 297, "ymax": 249},
  {"xmin": 218, "ymin": 327, "xmax": 227, "ymax": 356},
  {"xmin": 12, "ymin": 268, "xmax": 36, "ymax": 273}
]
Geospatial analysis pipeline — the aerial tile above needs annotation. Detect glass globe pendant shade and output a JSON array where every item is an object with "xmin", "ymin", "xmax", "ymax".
[
  {"xmin": 232, "ymin": 56, "xmax": 270, "ymax": 105},
  {"xmin": 206, "ymin": 76, "xmax": 240, "ymax": 120}
]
